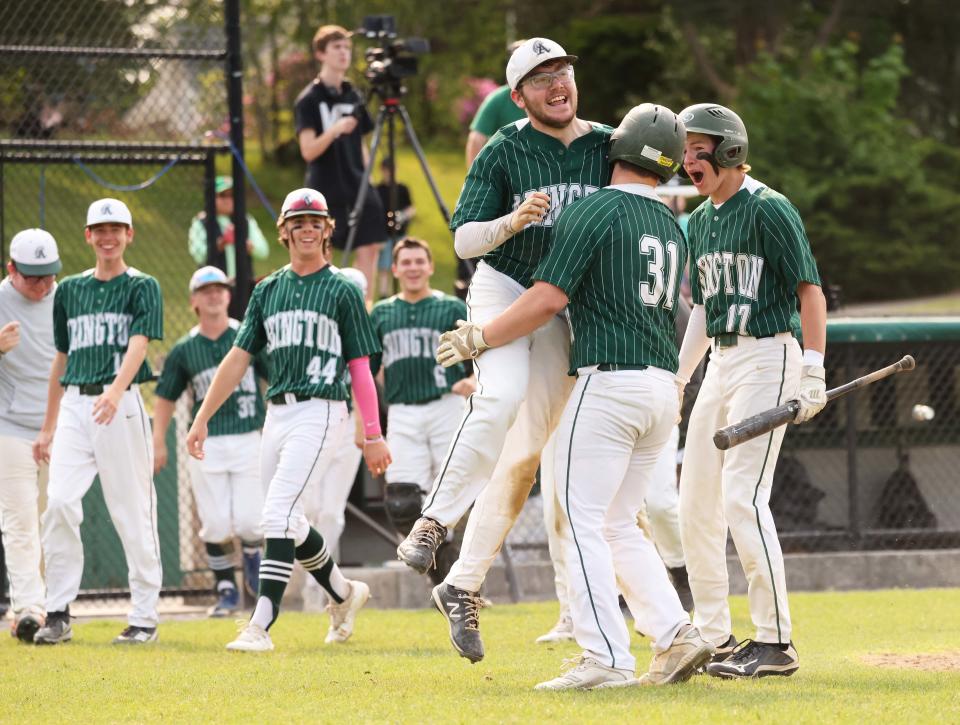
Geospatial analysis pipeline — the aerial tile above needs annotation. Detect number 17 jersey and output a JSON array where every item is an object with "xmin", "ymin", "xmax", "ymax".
[{"xmin": 234, "ymin": 264, "xmax": 380, "ymax": 400}]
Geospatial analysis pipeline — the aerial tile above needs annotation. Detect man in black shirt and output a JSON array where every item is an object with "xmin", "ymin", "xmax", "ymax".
[{"xmin": 295, "ymin": 24, "xmax": 387, "ymax": 303}]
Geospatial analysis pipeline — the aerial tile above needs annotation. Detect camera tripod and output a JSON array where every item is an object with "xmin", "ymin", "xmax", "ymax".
[{"xmin": 341, "ymin": 92, "xmax": 474, "ymax": 280}]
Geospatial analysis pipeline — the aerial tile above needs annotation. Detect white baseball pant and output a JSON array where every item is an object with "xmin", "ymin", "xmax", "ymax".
[
  {"xmin": 644, "ymin": 425, "xmax": 685, "ymax": 569},
  {"xmin": 386, "ymin": 394, "xmax": 466, "ymax": 492},
  {"xmin": 0, "ymin": 434, "xmax": 47, "ymax": 614},
  {"xmin": 43, "ymin": 387, "xmax": 162, "ymax": 627},
  {"xmin": 259, "ymin": 397, "xmax": 346, "ymax": 545},
  {"xmin": 556, "ymin": 367, "xmax": 688, "ymax": 672},
  {"xmin": 679, "ymin": 333, "xmax": 801, "ymax": 646},
  {"xmin": 186, "ymin": 430, "xmax": 263, "ymax": 544}
]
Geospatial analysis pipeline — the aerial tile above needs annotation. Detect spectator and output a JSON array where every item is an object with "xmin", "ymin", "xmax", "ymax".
[
  {"xmin": 295, "ymin": 24, "xmax": 387, "ymax": 303},
  {"xmin": 374, "ymin": 157, "xmax": 416, "ymax": 298},
  {"xmin": 0, "ymin": 229, "xmax": 62, "ymax": 642}
]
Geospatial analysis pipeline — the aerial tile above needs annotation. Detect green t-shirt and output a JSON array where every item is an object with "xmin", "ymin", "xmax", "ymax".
[
  {"xmin": 687, "ymin": 176, "xmax": 821, "ymax": 338},
  {"xmin": 450, "ymin": 120, "xmax": 612, "ymax": 288},
  {"xmin": 469, "ymin": 85, "xmax": 526, "ymax": 137},
  {"xmin": 234, "ymin": 264, "xmax": 380, "ymax": 400},
  {"xmin": 155, "ymin": 320, "xmax": 268, "ymax": 436},
  {"xmin": 53, "ymin": 268, "xmax": 163, "ymax": 385},
  {"xmin": 535, "ymin": 185, "xmax": 688, "ymax": 374},
  {"xmin": 370, "ymin": 291, "xmax": 468, "ymax": 404}
]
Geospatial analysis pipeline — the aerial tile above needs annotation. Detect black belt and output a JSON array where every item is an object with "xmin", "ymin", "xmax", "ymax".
[
  {"xmin": 269, "ymin": 393, "xmax": 315, "ymax": 405},
  {"xmin": 76, "ymin": 383, "xmax": 128, "ymax": 396},
  {"xmin": 406, "ymin": 395, "xmax": 443, "ymax": 406},
  {"xmin": 714, "ymin": 331, "xmax": 789, "ymax": 349},
  {"xmin": 596, "ymin": 363, "xmax": 648, "ymax": 372}
]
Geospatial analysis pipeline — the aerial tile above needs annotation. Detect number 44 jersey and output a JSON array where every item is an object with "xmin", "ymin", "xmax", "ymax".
[
  {"xmin": 234, "ymin": 264, "xmax": 380, "ymax": 401},
  {"xmin": 155, "ymin": 319, "xmax": 268, "ymax": 436}
]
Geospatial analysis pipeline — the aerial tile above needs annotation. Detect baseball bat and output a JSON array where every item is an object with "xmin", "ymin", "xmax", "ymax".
[{"xmin": 713, "ymin": 355, "xmax": 916, "ymax": 451}]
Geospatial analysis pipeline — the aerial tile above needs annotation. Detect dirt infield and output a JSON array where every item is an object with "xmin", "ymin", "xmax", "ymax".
[{"xmin": 862, "ymin": 652, "xmax": 960, "ymax": 672}]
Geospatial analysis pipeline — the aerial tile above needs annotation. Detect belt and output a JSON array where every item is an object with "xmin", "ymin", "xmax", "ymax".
[
  {"xmin": 75, "ymin": 383, "xmax": 130, "ymax": 396},
  {"xmin": 713, "ymin": 331, "xmax": 790, "ymax": 349},
  {"xmin": 407, "ymin": 395, "xmax": 443, "ymax": 406},
  {"xmin": 269, "ymin": 393, "xmax": 315, "ymax": 405},
  {"xmin": 596, "ymin": 363, "xmax": 648, "ymax": 372}
]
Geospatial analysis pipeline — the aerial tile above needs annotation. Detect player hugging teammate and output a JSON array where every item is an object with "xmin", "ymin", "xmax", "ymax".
[{"xmin": 186, "ymin": 188, "xmax": 390, "ymax": 652}]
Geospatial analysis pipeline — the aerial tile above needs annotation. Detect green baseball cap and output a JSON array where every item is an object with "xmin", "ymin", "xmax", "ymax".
[{"xmin": 215, "ymin": 176, "xmax": 234, "ymax": 194}]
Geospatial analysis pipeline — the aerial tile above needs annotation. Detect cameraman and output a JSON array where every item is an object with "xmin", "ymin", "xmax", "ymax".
[{"xmin": 295, "ymin": 24, "xmax": 387, "ymax": 303}]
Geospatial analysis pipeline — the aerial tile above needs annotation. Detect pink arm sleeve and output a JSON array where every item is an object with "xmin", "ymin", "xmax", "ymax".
[{"xmin": 348, "ymin": 356, "xmax": 382, "ymax": 439}]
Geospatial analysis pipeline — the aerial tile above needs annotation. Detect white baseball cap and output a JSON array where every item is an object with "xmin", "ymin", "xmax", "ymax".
[
  {"xmin": 339, "ymin": 266, "xmax": 368, "ymax": 297},
  {"xmin": 9, "ymin": 228, "xmax": 62, "ymax": 276},
  {"xmin": 506, "ymin": 37, "xmax": 577, "ymax": 91},
  {"xmin": 86, "ymin": 198, "xmax": 132, "ymax": 228},
  {"xmin": 189, "ymin": 265, "xmax": 232, "ymax": 293}
]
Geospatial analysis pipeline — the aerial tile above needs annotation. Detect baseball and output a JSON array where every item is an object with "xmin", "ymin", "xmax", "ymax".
[{"xmin": 911, "ymin": 404, "xmax": 935, "ymax": 421}]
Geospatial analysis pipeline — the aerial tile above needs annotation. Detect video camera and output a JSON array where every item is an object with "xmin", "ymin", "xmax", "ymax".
[{"xmin": 358, "ymin": 15, "xmax": 429, "ymax": 97}]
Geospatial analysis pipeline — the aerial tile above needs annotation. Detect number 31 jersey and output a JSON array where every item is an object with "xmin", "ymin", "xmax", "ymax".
[
  {"xmin": 234, "ymin": 264, "xmax": 380, "ymax": 401},
  {"xmin": 155, "ymin": 319, "xmax": 268, "ymax": 436}
]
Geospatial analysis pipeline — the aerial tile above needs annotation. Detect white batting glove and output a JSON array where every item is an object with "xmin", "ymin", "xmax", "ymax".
[
  {"xmin": 436, "ymin": 320, "xmax": 489, "ymax": 368},
  {"xmin": 508, "ymin": 192, "xmax": 550, "ymax": 234},
  {"xmin": 794, "ymin": 364, "xmax": 826, "ymax": 423}
]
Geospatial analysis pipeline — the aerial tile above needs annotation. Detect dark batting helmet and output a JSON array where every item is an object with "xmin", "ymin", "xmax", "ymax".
[
  {"xmin": 609, "ymin": 103, "xmax": 686, "ymax": 182},
  {"xmin": 678, "ymin": 103, "xmax": 748, "ymax": 170}
]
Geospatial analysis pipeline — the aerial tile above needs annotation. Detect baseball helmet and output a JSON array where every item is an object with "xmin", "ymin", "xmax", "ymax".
[
  {"xmin": 609, "ymin": 104, "xmax": 686, "ymax": 182},
  {"xmin": 678, "ymin": 103, "xmax": 748, "ymax": 170},
  {"xmin": 277, "ymin": 188, "xmax": 330, "ymax": 226}
]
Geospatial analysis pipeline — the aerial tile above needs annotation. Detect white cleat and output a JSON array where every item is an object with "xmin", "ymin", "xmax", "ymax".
[
  {"xmin": 325, "ymin": 580, "xmax": 370, "ymax": 644},
  {"xmin": 226, "ymin": 621, "xmax": 274, "ymax": 652},
  {"xmin": 534, "ymin": 655, "xmax": 638, "ymax": 691},
  {"xmin": 639, "ymin": 623, "xmax": 714, "ymax": 685},
  {"xmin": 536, "ymin": 615, "xmax": 575, "ymax": 644}
]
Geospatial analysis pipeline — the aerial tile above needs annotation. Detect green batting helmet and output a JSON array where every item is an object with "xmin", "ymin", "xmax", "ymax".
[
  {"xmin": 678, "ymin": 103, "xmax": 748, "ymax": 168},
  {"xmin": 609, "ymin": 103, "xmax": 686, "ymax": 182}
]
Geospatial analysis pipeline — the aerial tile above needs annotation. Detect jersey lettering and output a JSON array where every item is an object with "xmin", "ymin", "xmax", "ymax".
[
  {"xmin": 381, "ymin": 327, "xmax": 441, "ymax": 367},
  {"xmin": 263, "ymin": 310, "xmax": 342, "ymax": 355},
  {"xmin": 511, "ymin": 184, "xmax": 600, "ymax": 227},
  {"xmin": 696, "ymin": 252, "xmax": 764, "ymax": 301},
  {"xmin": 191, "ymin": 365, "xmax": 257, "ymax": 401},
  {"xmin": 66, "ymin": 313, "xmax": 132, "ymax": 352}
]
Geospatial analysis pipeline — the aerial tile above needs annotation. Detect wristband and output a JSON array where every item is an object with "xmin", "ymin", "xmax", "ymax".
[{"xmin": 364, "ymin": 435, "xmax": 384, "ymax": 445}]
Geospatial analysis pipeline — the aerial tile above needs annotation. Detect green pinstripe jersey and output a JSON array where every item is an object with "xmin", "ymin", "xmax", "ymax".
[
  {"xmin": 155, "ymin": 320, "xmax": 268, "ymax": 436},
  {"xmin": 370, "ymin": 291, "xmax": 468, "ymax": 404},
  {"xmin": 688, "ymin": 176, "xmax": 820, "ymax": 338},
  {"xmin": 53, "ymin": 268, "xmax": 163, "ymax": 385},
  {"xmin": 234, "ymin": 264, "xmax": 379, "ymax": 401},
  {"xmin": 450, "ymin": 119, "xmax": 612, "ymax": 287},
  {"xmin": 535, "ymin": 185, "xmax": 688, "ymax": 373}
]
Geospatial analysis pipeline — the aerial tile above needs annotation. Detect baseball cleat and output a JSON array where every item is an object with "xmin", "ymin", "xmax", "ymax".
[
  {"xmin": 534, "ymin": 655, "xmax": 638, "ymax": 691},
  {"xmin": 325, "ymin": 580, "xmax": 370, "ymax": 644},
  {"xmin": 226, "ymin": 621, "xmax": 274, "ymax": 652},
  {"xmin": 12, "ymin": 610, "xmax": 45, "ymax": 643},
  {"xmin": 667, "ymin": 566, "xmax": 695, "ymax": 614},
  {"xmin": 706, "ymin": 640, "xmax": 799, "ymax": 679},
  {"xmin": 535, "ymin": 614, "xmax": 575, "ymax": 644},
  {"xmin": 209, "ymin": 584, "xmax": 241, "ymax": 618},
  {"xmin": 33, "ymin": 611, "xmax": 72, "ymax": 645},
  {"xmin": 709, "ymin": 634, "xmax": 739, "ymax": 664},
  {"xmin": 397, "ymin": 517, "xmax": 447, "ymax": 574},
  {"xmin": 432, "ymin": 583, "xmax": 484, "ymax": 663},
  {"xmin": 112, "ymin": 625, "xmax": 158, "ymax": 645},
  {"xmin": 639, "ymin": 623, "xmax": 714, "ymax": 685}
]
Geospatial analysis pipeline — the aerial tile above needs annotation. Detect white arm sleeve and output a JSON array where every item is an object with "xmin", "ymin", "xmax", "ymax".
[
  {"xmin": 677, "ymin": 303, "xmax": 711, "ymax": 384},
  {"xmin": 454, "ymin": 214, "xmax": 516, "ymax": 260}
]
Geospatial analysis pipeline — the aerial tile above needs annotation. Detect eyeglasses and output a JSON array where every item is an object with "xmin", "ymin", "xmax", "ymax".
[
  {"xmin": 522, "ymin": 65, "xmax": 574, "ymax": 90},
  {"xmin": 19, "ymin": 274, "xmax": 54, "ymax": 284}
]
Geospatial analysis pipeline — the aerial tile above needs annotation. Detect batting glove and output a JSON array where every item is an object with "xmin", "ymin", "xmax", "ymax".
[
  {"xmin": 436, "ymin": 320, "xmax": 489, "ymax": 368},
  {"xmin": 794, "ymin": 364, "xmax": 826, "ymax": 423}
]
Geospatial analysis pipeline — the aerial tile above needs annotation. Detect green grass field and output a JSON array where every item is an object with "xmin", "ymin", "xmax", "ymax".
[{"xmin": 3, "ymin": 589, "xmax": 959, "ymax": 723}]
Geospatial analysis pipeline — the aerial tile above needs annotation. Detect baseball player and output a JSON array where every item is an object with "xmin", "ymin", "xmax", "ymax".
[
  {"xmin": 32, "ymin": 198, "xmax": 164, "ymax": 645},
  {"xmin": 185, "ymin": 188, "xmax": 390, "ymax": 652},
  {"xmin": 675, "ymin": 103, "xmax": 827, "ymax": 678},
  {"xmin": 438, "ymin": 104, "xmax": 714, "ymax": 690},
  {"xmin": 396, "ymin": 38, "xmax": 611, "ymax": 662},
  {"xmin": 370, "ymin": 238, "xmax": 475, "ymax": 583},
  {"xmin": 152, "ymin": 266, "xmax": 268, "ymax": 618}
]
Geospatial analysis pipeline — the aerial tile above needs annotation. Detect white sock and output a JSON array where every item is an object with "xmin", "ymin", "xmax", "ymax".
[
  {"xmin": 250, "ymin": 596, "xmax": 274, "ymax": 629},
  {"xmin": 327, "ymin": 566, "xmax": 351, "ymax": 603}
]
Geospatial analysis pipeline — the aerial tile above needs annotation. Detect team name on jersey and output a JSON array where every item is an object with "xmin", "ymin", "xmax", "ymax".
[
  {"xmin": 381, "ymin": 327, "xmax": 440, "ymax": 367},
  {"xmin": 67, "ymin": 313, "xmax": 133, "ymax": 352},
  {"xmin": 191, "ymin": 366, "xmax": 257, "ymax": 401},
  {"xmin": 263, "ymin": 310, "xmax": 342, "ymax": 355},
  {"xmin": 696, "ymin": 252, "xmax": 765, "ymax": 301},
  {"xmin": 512, "ymin": 184, "xmax": 600, "ymax": 227}
]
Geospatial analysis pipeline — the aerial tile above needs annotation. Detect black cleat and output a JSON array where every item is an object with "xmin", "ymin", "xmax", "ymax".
[
  {"xmin": 710, "ymin": 634, "xmax": 739, "ymax": 664},
  {"xmin": 667, "ymin": 566, "xmax": 695, "ymax": 614},
  {"xmin": 397, "ymin": 517, "xmax": 446, "ymax": 574},
  {"xmin": 432, "ymin": 583, "xmax": 484, "ymax": 663},
  {"xmin": 34, "ymin": 611, "xmax": 72, "ymax": 645},
  {"xmin": 13, "ymin": 612, "xmax": 44, "ymax": 643},
  {"xmin": 706, "ymin": 639, "xmax": 799, "ymax": 679},
  {"xmin": 112, "ymin": 625, "xmax": 158, "ymax": 645}
]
